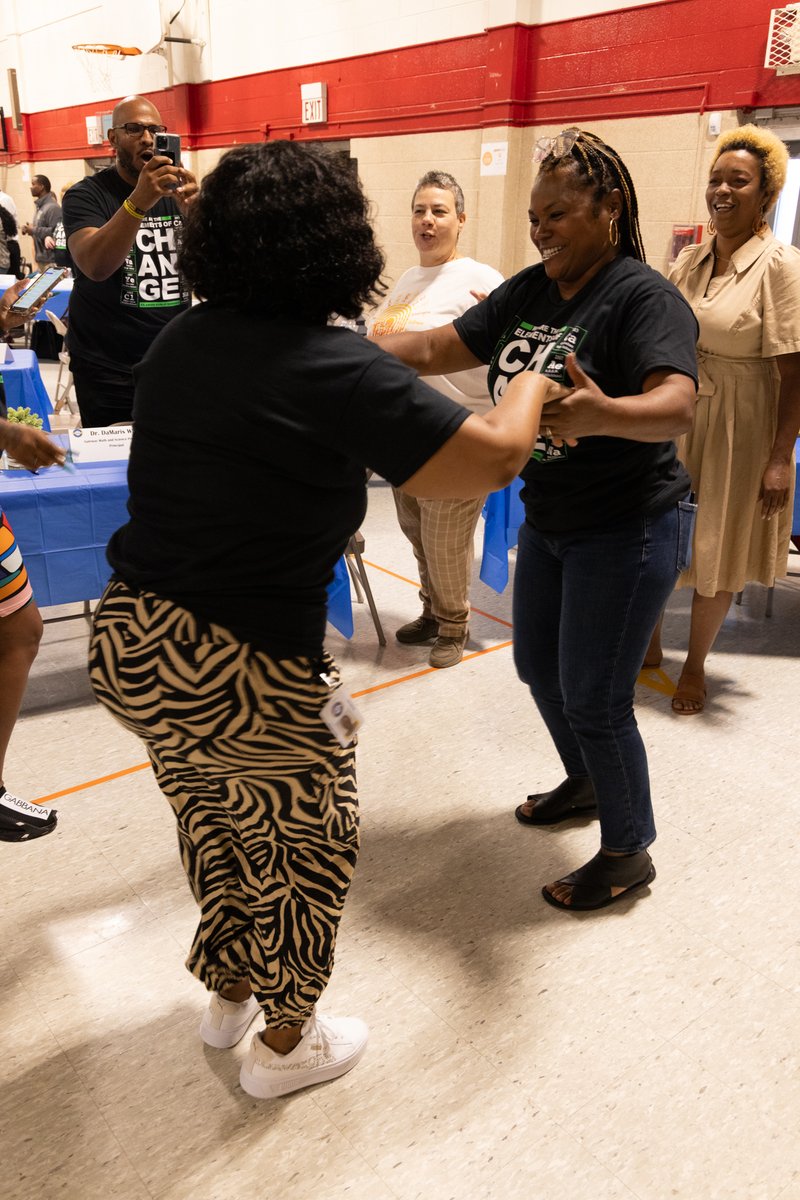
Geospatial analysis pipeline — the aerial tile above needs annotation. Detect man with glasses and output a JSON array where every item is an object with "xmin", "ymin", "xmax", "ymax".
[{"xmin": 62, "ymin": 95, "xmax": 198, "ymax": 426}]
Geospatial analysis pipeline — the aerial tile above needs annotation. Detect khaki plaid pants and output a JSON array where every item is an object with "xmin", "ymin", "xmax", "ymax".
[{"xmin": 392, "ymin": 490, "xmax": 485, "ymax": 636}]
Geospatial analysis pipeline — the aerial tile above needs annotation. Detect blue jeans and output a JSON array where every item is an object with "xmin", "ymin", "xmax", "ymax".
[{"xmin": 512, "ymin": 501, "xmax": 695, "ymax": 854}]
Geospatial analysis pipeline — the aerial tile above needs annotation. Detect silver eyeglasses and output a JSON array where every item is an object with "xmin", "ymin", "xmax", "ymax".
[{"xmin": 533, "ymin": 127, "xmax": 581, "ymax": 164}]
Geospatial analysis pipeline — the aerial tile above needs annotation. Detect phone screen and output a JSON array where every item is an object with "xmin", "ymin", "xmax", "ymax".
[{"xmin": 10, "ymin": 267, "xmax": 67, "ymax": 311}]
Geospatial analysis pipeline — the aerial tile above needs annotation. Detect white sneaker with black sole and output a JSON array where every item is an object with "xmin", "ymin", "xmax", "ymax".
[
  {"xmin": 199, "ymin": 993, "xmax": 261, "ymax": 1049},
  {"xmin": 239, "ymin": 1012, "xmax": 368, "ymax": 1098}
]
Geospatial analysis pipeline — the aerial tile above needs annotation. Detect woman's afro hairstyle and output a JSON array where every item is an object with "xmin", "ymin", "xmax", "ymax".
[
  {"xmin": 710, "ymin": 124, "xmax": 789, "ymax": 206},
  {"xmin": 178, "ymin": 140, "xmax": 386, "ymax": 321}
]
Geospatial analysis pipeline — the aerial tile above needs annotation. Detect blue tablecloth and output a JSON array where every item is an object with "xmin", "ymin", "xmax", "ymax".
[
  {"xmin": 0, "ymin": 349, "xmax": 53, "ymax": 431},
  {"xmin": 479, "ymin": 477, "xmax": 524, "ymax": 593},
  {"xmin": 1, "ymin": 461, "xmax": 128, "ymax": 605},
  {"xmin": 0, "ymin": 460, "xmax": 355, "ymax": 636}
]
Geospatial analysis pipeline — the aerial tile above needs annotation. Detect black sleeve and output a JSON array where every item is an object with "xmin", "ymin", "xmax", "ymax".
[
  {"xmin": 327, "ymin": 349, "xmax": 471, "ymax": 485},
  {"xmin": 63, "ymin": 181, "xmax": 108, "ymax": 240},
  {"xmin": 454, "ymin": 267, "xmax": 540, "ymax": 363},
  {"xmin": 610, "ymin": 274, "xmax": 699, "ymax": 392}
]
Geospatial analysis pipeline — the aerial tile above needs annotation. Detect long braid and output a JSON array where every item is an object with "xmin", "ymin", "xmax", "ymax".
[{"xmin": 538, "ymin": 130, "xmax": 646, "ymax": 262}]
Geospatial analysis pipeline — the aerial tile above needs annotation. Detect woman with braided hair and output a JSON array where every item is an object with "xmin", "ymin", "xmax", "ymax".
[{"xmin": 378, "ymin": 128, "xmax": 699, "ymax": 911}]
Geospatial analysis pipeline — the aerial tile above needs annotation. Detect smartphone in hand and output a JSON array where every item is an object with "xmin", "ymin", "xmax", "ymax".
[
  {"xmin": 154, "ymin": 133, "xmax": 181, "ymax": 168},
  {"xmin": 10, "ymin": 266, "xmax": 69, "ymax": 313}
]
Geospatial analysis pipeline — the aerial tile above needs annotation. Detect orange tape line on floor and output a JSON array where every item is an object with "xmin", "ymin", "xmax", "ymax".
[
  {"xmin": 36, "ymin": 760, "xmax": 152, "ymax": 804},
  {"xmin": 353, "ymin": 640, "xmax": 513, "ymax": 697}
]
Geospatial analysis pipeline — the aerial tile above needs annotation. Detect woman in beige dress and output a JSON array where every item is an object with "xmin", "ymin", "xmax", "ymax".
[{"xmin": 648, "ymin": 125, "xmax": 800, "ymax": 713}]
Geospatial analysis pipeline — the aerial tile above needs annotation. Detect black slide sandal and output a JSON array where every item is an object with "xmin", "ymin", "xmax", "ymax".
[
  {"xmin": 542, "ymin": 849, "xmax": 655, "ymax": 911},
  {"xmin": 515, "ymin": 776, "xmax": 597, "ymax": 826}
]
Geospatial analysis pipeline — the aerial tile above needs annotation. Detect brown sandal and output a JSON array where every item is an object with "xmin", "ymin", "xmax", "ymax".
[{"xmin": 671, "ymin": 671, "xmax": 706, "ymax": 715}]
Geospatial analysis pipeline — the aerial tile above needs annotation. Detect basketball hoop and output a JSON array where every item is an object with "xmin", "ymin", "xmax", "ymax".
[{"xmin": 72, "ymin": 43, "xmax": 142, "ymax": 92}]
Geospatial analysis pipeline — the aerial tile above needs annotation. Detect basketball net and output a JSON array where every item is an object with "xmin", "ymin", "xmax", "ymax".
[{"xmin": 72, "ymin": 43, "xmax": 141, "ymax": 93}]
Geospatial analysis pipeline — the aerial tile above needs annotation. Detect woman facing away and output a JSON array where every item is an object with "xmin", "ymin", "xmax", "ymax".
[
  {"xmin": 87, "ymin": 141, "xmax": 562, "ymax": 1100},
  {"xmin": 367, "ymin": 170, "xmax": 503, "ymax": 668},
  {"xmin": 377, "ymin": 128, "xmax": 699, "ymax": 911},
  {"xmin": 646, "ymin": 125, "xmax": 800, "ymax": 714}
]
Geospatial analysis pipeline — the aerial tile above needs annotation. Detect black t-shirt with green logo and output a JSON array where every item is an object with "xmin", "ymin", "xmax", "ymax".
[
  {"xmin": 63, "ymin": 167, "xmax": 190, "ymax": 372},
  {"xmin": 454, "ymin": 256, "xmax": 699, "ymax": 532}
]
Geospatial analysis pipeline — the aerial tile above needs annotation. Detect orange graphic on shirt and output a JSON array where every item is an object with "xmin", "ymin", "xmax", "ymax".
[{"xmin": 371, "ymin": 302, "xmax": 414, "ymax": 337}]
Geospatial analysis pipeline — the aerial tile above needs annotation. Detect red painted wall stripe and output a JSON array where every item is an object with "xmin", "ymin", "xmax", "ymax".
[{"xmin": 2, "ymin": 0, "xmax": 798, "ymax": 163}]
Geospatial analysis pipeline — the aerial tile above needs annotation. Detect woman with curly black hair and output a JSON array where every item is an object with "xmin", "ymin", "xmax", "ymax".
[{"xmin": 87, "ymin": 141, "xmax": 561, "ymax": 1101}]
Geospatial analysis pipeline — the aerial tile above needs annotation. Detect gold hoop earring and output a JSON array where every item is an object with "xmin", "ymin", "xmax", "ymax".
[
  {"xmin": 609, "ymin": 216, "xmax": 620, "ymax": 247},
  {"xmin": 752, "ymin": 209, "xmax": 767, "ymax": 235},
  {"xmin": 707, "ymin": 217, "xmax": 716, "ymax": 236}
]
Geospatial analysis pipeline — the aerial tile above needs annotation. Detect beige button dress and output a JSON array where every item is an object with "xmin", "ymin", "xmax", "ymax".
[{"xmin": 669, "ymin": 231, "xmax": 800, "ymax": 595}]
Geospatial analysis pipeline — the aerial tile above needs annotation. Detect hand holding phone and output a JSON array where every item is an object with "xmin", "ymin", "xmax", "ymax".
[{"xmin": 10, "ymin": 267, "xmax": 69, "ymax": 313}]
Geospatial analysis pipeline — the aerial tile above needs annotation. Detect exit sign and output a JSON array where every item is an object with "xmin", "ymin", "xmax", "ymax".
[{"xmin": 300, "ymin": 82, "xmax": 327, "ymax": 124}]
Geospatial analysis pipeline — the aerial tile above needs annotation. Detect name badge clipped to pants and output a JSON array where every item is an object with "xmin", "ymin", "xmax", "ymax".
[{"xmin": 321, "ymin": 691, "xmax": 363, "ymax": 747}]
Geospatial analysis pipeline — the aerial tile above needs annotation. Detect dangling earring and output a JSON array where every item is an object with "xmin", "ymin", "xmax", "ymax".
[
  {"xmin": 707, "ymin": 217, "xmax": 716, "ymax": 236},
  {"xmin": 608, "ymin": 216, "xmax": 620, "ymax": 247},
  {"xmin": 752, "ymin": 208, "xmax": 766, "ymax": 235}
]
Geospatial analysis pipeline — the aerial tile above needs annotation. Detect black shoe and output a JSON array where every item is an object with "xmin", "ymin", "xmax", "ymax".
[
  {"xmin": 395, "ymin": 616, "xmax": 438, "ymax": 644},
  {"xmin": 514, "ymin": 777, "xmax": 597, "ymax": 826}
]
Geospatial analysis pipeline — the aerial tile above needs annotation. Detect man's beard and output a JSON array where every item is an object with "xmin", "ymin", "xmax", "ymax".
[{"xmin": 116, "ymin": 145, "xmax": 142, "ymax": 178}]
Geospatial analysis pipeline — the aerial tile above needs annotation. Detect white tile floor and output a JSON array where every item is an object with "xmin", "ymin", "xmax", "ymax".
[{"xmin": 4, "ymin": 357, "xmax": 800, "ymax": 1200}]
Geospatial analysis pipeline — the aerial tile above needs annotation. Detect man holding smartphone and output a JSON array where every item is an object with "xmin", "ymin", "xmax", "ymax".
[{"xmin": 62, "ymin": 95, "xmax": 198, "ymax": 427}]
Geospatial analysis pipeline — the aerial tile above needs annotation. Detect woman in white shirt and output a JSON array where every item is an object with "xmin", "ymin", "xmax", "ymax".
[{"xmin": 368, "ymin": 171, "xmax": 503, "ymax": 668}]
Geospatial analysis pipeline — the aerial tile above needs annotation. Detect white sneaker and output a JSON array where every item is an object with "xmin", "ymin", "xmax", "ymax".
[
  {"xmin": 199, "ymin": 993, "xmax": 261, "ymax": 1049},
  {"xmin": 239, "ymin": 1012, "xmax": 368, "ymax": 1099}
]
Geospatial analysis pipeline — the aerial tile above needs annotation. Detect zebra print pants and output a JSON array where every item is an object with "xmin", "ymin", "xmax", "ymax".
[{"xmin": 89, "ymin": 578, "xmax": 359, "ymax": 1028}]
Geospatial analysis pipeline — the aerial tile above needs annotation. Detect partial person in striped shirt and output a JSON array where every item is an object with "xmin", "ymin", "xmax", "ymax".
[{"xmin": 0, "ymin": 279, "xmax": 66, "ymax": 841}]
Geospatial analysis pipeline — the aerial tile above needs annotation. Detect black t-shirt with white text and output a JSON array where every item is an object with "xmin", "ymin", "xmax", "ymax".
[
  {"xmin": 107, "ymin": 305, "xmax": 470, "ymax": 657},
  {"xmin": 454, "ymin": 256, "xmax": 699, "ymax": 531},
  {"xmin": 63, "ymin": 168, "xmax": 189, "ymax": 372}
]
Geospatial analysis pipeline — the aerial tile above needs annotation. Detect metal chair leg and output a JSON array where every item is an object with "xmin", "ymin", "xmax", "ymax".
[
  {"xmin": 734, "ymin": 583, "xmax": 774, "ymax": 616},
  {"xmin": 346, "ymin": 533, "xmax": 386, "ymax": 646}
]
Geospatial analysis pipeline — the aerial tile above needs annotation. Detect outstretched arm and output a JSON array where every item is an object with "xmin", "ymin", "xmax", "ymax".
[
  {"xmin": 375, "ymin": 322, "xmax": 483, "ymax": 377},
  {"xmin": 400, "ymin": 372, "xmax": 563, "ymax": 498}
]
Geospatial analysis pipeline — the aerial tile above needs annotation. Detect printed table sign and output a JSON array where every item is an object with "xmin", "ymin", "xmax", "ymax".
[{"xmin": 68, "ymin": 424, "xmax": 133, "ymax": 463}]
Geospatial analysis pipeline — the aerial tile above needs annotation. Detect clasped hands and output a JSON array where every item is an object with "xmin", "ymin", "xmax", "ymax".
[{"xmin": 540, "ymin": 353, "xmax": 607, "ymax": 447}]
